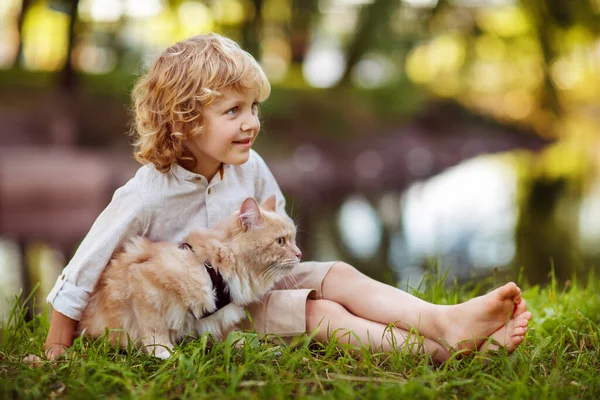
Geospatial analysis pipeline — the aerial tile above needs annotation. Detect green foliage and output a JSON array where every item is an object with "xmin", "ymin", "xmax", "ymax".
[{"xmin": 1, "ymin": 272, "xmax": 599, "ymax": 399}]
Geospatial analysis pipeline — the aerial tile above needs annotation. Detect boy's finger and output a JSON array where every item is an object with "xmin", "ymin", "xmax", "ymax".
[
  {"xmin": 23, "ymin": 354, "xmax": 43, "ymax": 368},
  {"xmin": 45, "ymin": 345, "xmax": 68, "ymax": 360}
]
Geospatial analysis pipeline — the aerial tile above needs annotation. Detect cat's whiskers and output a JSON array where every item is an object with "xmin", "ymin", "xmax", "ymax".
[
  {"xmin": 277, "ymin": 273, "xmax": 299, "ymax": 291},
  {"xmin": 261, "ymin": 263, "xmax": 282, "ymax": 283},
  {"xmin": 261, "ymin": 260, "xmax": 289, "ymax": 281},
  {"xmin": 261, "ymin": 258, "xmax": 298, "ymax": 285}
]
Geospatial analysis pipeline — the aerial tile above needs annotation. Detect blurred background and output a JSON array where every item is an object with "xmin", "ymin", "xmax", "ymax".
[{"xmin": 1, "ymin": 0, "xmax": 600, "ymax": 318}]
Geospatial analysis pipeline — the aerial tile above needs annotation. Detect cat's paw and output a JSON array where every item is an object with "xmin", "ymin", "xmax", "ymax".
[
  {"xmin": 153, "ymin": 348, "xmax": 172, "ymax": 359},
  {"xmin": 217, "ymin": 247, "xmax": 236, "ymax": 266}
]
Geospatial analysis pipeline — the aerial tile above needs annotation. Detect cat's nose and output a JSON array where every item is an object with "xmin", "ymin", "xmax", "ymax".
[{"xmin": 295, "ymin": 251, "xmax": 302, "ymax": 260}]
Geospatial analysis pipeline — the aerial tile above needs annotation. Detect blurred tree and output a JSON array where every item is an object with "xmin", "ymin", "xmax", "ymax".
[
  {"xmin": 521, "ymin": 0, "xmax": 600, "ymax": 127},
  {"xmin": 15, "ymin": 0, "xmax": 32, "ymax": 68},
  {"xmin": 50, "ymin": 0, "xmax": 80, "ymax": 89},
  {"xmin": 337, "ymin": 0, "xmax": 397, "ymax": 87},
  {"xmin": 289, "ymin": 0, "xmax": 318, "ymax": 63},
  {"xmin": 514, "ymin": 144, "xmax": 591, "ymax": 284},
  {"xmin": 45, "ymin": 0, "xmax": 81, "ymax": 146},
  {"xmin": 242, "ymin": 0, "xmax": 263, "ymax": 57}
]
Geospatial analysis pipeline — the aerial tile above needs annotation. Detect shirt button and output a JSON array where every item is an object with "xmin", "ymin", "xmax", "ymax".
[
  {"xmin": 61, "ymin": 274, "xmax": 65, "ymax": 280},
  {"xmin": 208, "ymin": 188, "xmax": 212, "ymax": 195}
]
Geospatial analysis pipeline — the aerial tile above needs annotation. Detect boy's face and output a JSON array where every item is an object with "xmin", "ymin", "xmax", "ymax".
[{"xmin": 183, "ymin": 87, "xmax": 260, "ymax": 179}]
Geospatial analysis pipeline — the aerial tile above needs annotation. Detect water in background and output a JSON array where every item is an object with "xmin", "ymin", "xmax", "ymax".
[
  {"xmin": 2, "ymin": 150, "xmax": 600, "ymax": 318},
  {"xmin": 317, "ymin": 151, "xmax": 600, "ymax": 288}
]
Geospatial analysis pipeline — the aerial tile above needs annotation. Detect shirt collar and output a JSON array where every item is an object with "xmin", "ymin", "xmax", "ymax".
[{"xmin": 170, "ymin": 162, "xmax": 227, "ymax": 183}]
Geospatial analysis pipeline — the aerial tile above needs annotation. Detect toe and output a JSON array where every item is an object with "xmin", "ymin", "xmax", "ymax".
[
  {"xmin": 514, "ymin": 319, "xmax": 529, "ymax": 328},
  {"xmin": 517, "ymin": 299, "xmax": 527, "ymax": 312},
  {"xmin": 513, "ymin": 327, "xmax": 527, "ymax": 336},
  {"xmin": 512, "ymin": 299, "xmax": 527, "ymax": 318},
  {"xmin": 512, "ymin": 335, "xmax": 524, "ymax": 346},
  {"xmin": 500, "ymin": 282, "xmax": 520, "ymax": 300},
  {"xmin": 506, "ymin": 334, "xmax": 525, "ymax": 352},
  {"xmin": 517, "ymin": 311, "xmax": 533, "ymax": 323},
  {"xmin": 515, "ymin": 319, "xmax": 529, "ymax": 328}
]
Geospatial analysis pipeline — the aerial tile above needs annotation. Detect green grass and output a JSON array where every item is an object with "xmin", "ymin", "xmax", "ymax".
[{"xmin": 1, "ymin": 271, "xmax": 599, "ymax": 399}]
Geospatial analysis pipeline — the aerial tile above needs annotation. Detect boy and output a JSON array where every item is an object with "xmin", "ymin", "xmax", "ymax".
[{"xmin": 41, "ymin": 33, "xmax": 531, "ymax": 363}]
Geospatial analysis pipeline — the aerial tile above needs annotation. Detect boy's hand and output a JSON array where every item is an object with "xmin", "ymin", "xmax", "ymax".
[
  {"xmin": 23, "ymin": 343, "xmax": 69, "ymax": 367},
  {"xmin": 23, "ymin": 354, "xmax": 43, "ymax": 367},
  {"xmin": 44, "ymin": 342, "xmax": 70, "ymax": 360},
  {"xmin": 25, "ymin": 309, "xmax": 77, "ymax": 367}
]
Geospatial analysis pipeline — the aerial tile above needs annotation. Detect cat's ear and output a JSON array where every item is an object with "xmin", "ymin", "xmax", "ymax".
[
  {"xmin": 261, "ymin": 195, "xmax": 277, "ymax": 212},
  {"xmin": 239, "ymin": 198, "xmax": 262, "ymax": 231}
]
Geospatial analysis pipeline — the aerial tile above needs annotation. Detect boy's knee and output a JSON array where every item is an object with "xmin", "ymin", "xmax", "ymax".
[
  {"xmin": 305, "ymin": 299, "xmax": 346, "ymax": 328},
  {"xmin": 327, "ymin": 262, "xmax": 360, "ymax": 281}
]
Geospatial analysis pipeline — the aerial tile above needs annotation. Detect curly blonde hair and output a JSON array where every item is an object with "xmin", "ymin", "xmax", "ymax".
[{"xmin": 130, "ymin": 33, "xmax": 271, "ymax": 172}]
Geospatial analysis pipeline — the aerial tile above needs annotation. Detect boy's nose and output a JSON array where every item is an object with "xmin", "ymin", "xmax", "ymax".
[{"xmin": 241, "ymin": 116, "xmax": 259, "ymax": 132}]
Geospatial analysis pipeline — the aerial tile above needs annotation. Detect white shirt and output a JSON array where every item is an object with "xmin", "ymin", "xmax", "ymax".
[{"xmin": 47, "ymin": 150, "xmax": 286, "ymax": 321}]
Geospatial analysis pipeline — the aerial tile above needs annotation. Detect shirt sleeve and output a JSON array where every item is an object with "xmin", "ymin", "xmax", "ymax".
[
  {"xmin": 252, "ymin": 151, "xmax": 288, "ymax": 216},
  {"xmin": 46, "ymin": 181, "xmax": 148, "ymax": 321}
]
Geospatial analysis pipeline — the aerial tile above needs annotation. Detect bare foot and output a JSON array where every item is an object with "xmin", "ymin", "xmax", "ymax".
[
  {"xmin": 438, "ymin": 282, "xmax": 523, "ymax": 352},
  {"xmin": 479, "ymin": 299, "xmax": 532, "ymax": 352}
]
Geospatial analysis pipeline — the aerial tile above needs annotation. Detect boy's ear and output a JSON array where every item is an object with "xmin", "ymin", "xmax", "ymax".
[
  {"xmin": 239, "ymin": 198, "xmax": 262, "ymax": 231},
  {"xmin": 261, "ymin": 195, "xmax": 277, "ymax": 212}
]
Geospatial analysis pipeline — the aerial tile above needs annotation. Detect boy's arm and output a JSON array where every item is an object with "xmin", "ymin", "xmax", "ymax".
[
  {"xmin": 43, "ymin": 309, "xmax": 78, "ymax": 359},
  {"xmin": 45, "ymin": 180, "xmax": 147, "ymax": 343},
  {"xmin": 24, "ymin": 179, "xmax": 149, "ymax": 366}
]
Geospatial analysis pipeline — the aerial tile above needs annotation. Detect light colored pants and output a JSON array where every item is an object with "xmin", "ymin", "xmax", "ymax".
[{"xmin": 244, "ymin": 261, "xmax": 336, "ymax": 337}]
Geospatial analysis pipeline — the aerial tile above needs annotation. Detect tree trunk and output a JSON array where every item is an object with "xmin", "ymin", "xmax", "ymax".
[
  {"xmin": 242, "ymin": 0, "xmax": 263, "ymax": 57},
  {"xmin": 337, "ymin": 0, "xmax": 397, "ymax": 88},
  {"xmin": 14, "ymin": 0, "xmax": 32, "ymax": 68},
  {"xmin": 51, "ymin": 0, "xmax": 81, "ymax": 147}
]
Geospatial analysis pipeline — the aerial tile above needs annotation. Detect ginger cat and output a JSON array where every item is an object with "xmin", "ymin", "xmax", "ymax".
[{"xmin": 78, "ymin": 195, "xmax": 301, "ymax": 358}]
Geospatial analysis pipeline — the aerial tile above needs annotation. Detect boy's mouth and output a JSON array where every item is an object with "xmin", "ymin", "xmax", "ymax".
[{"xmin": 232, "ymin": 138, "xmax": 252, "ymax": 145}]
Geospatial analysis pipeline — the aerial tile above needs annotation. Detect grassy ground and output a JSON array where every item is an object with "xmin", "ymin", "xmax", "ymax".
[{"xmin": 1, "ymin": 271, "xmax": 599, "ymax": 399}]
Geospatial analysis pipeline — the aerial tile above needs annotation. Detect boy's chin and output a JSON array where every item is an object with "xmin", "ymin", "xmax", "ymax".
[{"xmin": 226, "ymin": 152, "xmax": 251, "ymax": 165}]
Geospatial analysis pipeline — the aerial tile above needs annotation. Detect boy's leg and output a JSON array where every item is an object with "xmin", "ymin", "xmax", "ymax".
[
  {"xmin": 306, "ymin": 299, "xmax": 448, "ymax": 363},
  {"xmin": 320, "ymin": 262, "xmax": 525, "ymax": 350}
]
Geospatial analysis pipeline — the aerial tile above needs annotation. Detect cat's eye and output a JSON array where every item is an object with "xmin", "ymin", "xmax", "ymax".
[{"xmin": 276, "ymin": 237, "xmax": 286, "ymax": 246}]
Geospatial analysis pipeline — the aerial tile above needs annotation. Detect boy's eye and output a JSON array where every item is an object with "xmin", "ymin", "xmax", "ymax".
[
  {"xmin": 276, "ymin": 237, "xmax": 286, "ymax": 246},
  {"xmin": 226, "ymin": 106, "xmax": 239, "ymax": 115}
]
